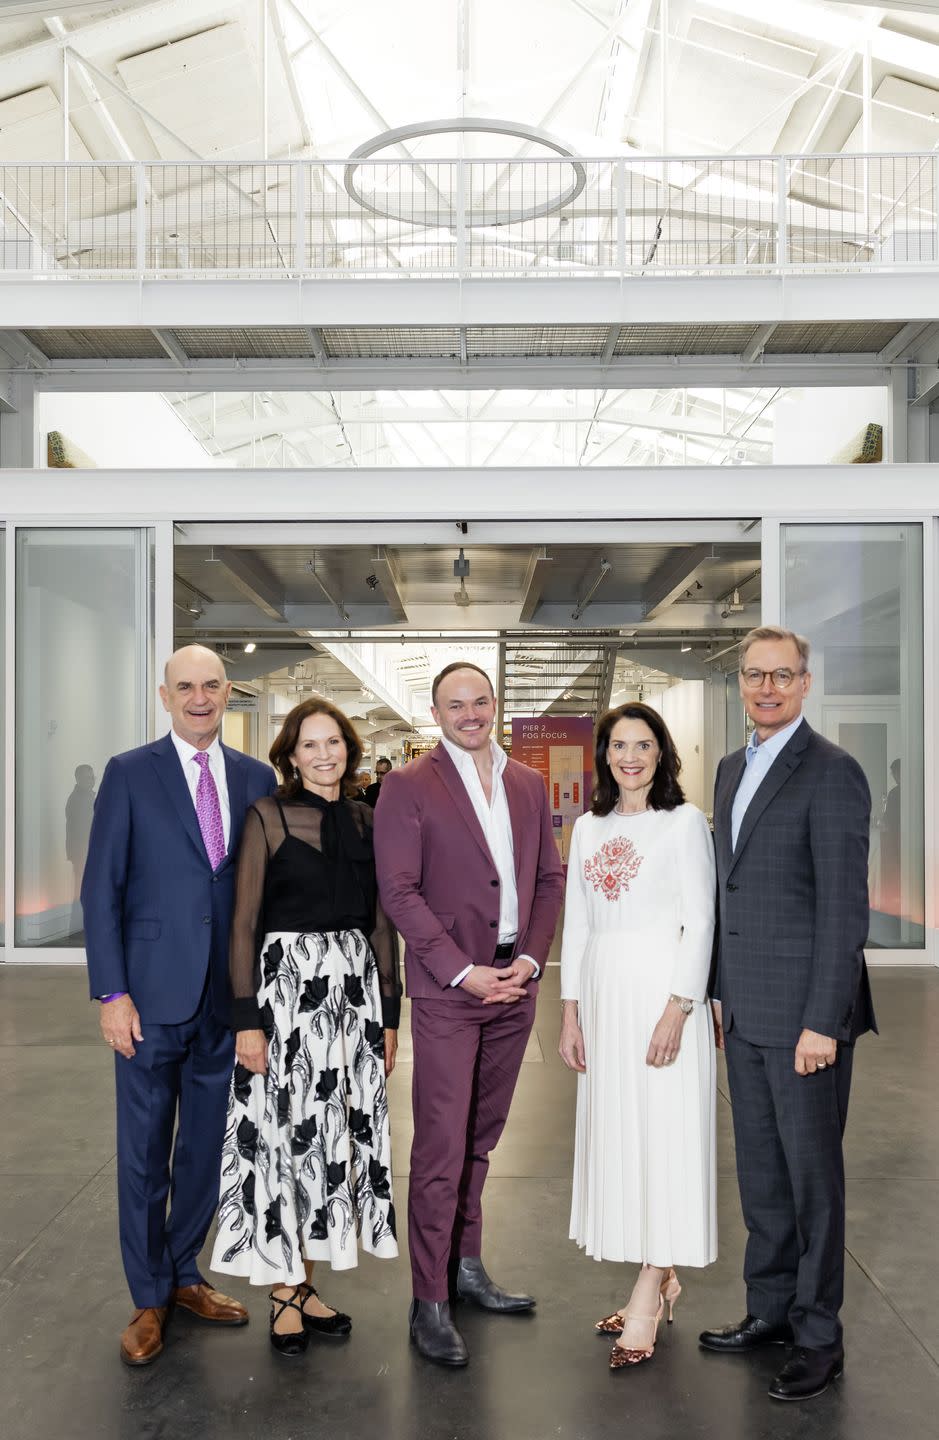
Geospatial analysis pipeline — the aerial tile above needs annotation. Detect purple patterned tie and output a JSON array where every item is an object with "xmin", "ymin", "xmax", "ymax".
[{"xmin": 193, "ymin": 752, "xmax": 226, "ymax": 870}]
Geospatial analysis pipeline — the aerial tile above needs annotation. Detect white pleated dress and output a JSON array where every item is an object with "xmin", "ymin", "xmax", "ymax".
[{"xmin": 561, "ymin": 803, "xmax": 718, "ymax": 1267}]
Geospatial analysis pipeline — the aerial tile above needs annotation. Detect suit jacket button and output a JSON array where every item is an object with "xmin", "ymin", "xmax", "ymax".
[
  {"xmin": 490, "ymin": 879, "xmax": 499, "ymax": 887},
  {"xmin": 727, "ymin": 882, "xmax": 738, "ymax": 892},
  {"xmin": 202, "ymin": 915, "xmax": 210, "ymax": 924},
  {"xmin": 489, "ymin": 920, "xmax": 497, "ymax": 928}
]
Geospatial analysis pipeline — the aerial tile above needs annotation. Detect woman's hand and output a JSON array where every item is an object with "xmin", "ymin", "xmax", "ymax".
[
  {"xmin": 646, "ymin": 1000, "xmax": 689, "ymax": 1068},
  {"xmin": 236, "ymin": 1028, "xmax": 268, "ymax": 1075},
  {"xmin": 384, "ymin": 1029, "xmax": 398, "ymax": 1078},
  {"xmin": 558, "ymin": 1003, "xmax": 586, "ymax": 1072}
]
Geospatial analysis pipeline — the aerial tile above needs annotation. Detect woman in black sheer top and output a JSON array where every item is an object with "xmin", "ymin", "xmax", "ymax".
[{"xmin": 211, "ymin": 699, "xmax": 401, "ymax": 1356}]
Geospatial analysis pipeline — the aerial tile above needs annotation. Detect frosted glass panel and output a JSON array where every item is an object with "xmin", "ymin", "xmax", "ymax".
[
  {"xmin": 15, "ymin": 529, "xmax": 152, "ymax": 947},
  {"xmin": 782, "ymin": 523, "xmax": 924, "ymax": 950}
]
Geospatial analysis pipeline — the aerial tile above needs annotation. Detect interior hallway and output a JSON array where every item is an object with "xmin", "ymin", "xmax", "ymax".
[{"xmin": 0, "ymin": 961, "xmax": 936, "ymax": 1439}]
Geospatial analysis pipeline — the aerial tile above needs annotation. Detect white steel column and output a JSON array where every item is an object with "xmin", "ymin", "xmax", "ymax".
[
  {"xmin": 3, "ymin": 525, "xmax": 13, "ymax": 962},
  {"xmin": 659, "ymin": 0, "xmax": 669, "ymax": 156},
  {"xmin": 259, "ymin": 0, "xmax": 269, "ymax": 161},
  {"xmin": 0, "ymin": 376, "xmax": 40, "ymax": 469},
  {"xmin": 924, "ymin": 517, "xmax": 938, "ymax": 965},
  {"xmin": 153, "ymin": 521, "xmax": 174, "ymax": 738},
  {"xmin": 886, "ymin": 368, "xmax": 910, "ymax": 462}
]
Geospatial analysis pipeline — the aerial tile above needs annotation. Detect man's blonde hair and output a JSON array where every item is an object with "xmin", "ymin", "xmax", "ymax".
[{"xmin": 738, "ymin": 626, "xmax": 810, "ymax": 671}]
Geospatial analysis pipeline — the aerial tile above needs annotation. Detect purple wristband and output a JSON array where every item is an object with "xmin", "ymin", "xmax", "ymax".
[{"xmin": 99, "ymin": 992, "xmax": 127, "ymax": 1004}]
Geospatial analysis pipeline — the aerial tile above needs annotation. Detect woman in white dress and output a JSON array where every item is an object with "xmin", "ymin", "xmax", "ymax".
[{"xmin": 558, "ymin": 702, "xmax": 718, "ymax": 1371}]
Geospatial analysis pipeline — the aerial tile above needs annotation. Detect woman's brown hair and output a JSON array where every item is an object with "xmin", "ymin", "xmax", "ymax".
[
  {"xmin": 269, "ymin": 698, "xmax": 363, "ymax": 799},
  {"xmin": 590, "ymin": 702, "xmax": 684, "ymax": 816}
]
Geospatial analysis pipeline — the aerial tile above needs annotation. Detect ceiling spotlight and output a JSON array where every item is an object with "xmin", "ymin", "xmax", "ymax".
[
  {"xmin": 681, "ymin": 640, "xmax": 691, "ymax": 653},
  {"xmin": 244, "ymin": 641, "xmax": 257, "ymax": 654},
  {"xmin": 454, "ymin": 577, "xmax": 471, "ymax": 608},
  {"xmin": 365, "ymin": 573, "xmax": 379, "ymax": 590}
]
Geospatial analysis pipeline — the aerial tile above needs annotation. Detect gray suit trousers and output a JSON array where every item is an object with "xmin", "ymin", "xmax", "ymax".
[{"xmin": 724, "ymin": 1029, "xmax": 853, "ymax": 1351}]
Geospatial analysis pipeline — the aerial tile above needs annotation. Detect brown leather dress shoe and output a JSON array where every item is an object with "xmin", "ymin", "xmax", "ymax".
[
  {"xmin": 120, "ymin": 1307, "xmax": 168, "ymax": 1366},
  {"xmin": 173, "ymin": 1282, "xmax": 248, "ymax": 1326}
]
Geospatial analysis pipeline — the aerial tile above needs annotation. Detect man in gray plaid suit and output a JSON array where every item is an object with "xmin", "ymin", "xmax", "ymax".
[{"xmin": 700, "ymin": 626, "xmax": 876, "ymax": 1402}]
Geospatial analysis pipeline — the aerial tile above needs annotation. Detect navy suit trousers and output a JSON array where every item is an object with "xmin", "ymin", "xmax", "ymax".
[
  {"xmin": 724, "ymin": 1029, "xmax": 853, "ymax": 1351},
  {"xmin": 115, "ymin": 985, "xmax": 233, "ymax": 1307}
]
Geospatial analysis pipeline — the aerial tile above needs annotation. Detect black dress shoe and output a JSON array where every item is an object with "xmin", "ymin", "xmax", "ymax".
[
  {"xmin": 769, "ymin": 1346, "xmax": 843, "ymax": 1401},
  {"xmin": 300, "ymin": 1284, "xmax": 352, "ymax": 1338},
  {"xmin": 450, "ymin": 1256, "xmax": 535, "ymax": 1313},
  {"xmin": 699, "ymin": 1314, "xmax": 794, "ymax": 1352},
  {"xmin": 409, "ymin": 1299, "xmax": 469, "ymax": 1367}
]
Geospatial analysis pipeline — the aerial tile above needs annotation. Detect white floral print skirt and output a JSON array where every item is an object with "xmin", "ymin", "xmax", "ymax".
[{"xmin": 211, "ymin": 928, "xmax": 398, "ymax": 1285}]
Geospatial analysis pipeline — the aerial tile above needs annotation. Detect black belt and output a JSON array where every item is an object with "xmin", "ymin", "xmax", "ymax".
[{"xmin": 494, "ymin": 942, "xmax": 515, "ymax": 961}]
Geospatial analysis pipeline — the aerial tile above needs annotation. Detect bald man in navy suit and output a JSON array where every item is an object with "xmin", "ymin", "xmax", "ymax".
[{"xmin": 83, "ymin": 645, "xmax": 276, "ymax": 1366}]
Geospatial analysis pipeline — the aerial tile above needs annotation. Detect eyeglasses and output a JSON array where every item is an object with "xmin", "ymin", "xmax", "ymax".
[{"xmin": 740, "ymin": 667, "xmax": 805, "ymax": 690}]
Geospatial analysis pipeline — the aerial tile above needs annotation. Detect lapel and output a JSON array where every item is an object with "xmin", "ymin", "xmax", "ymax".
[
  {"xmin": 729, "ymin": 720, "xmax": 812, "ymax": 874},
  {"xmin": 149, "ymin": 732, "xmax": 209, "ymax": 867},
  {"xmin": 221, "ymin": 744, "xmax": 246, "ymax": 871},
  {"xmin": 431, "ymin": 743, "xmax": 492, "ymax": 867},
  {"xmin": 501, "ymin": 759, "xmax": 525, "ymax": 883},
  {"xmin": 716, "ymin": 749, "xmax": 746, "ymax": 873}
]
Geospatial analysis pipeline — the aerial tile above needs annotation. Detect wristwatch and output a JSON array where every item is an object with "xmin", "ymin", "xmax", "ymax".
[{"xmin": 669, "ymin": 994, "xmax": 694, "ymax": 1015}]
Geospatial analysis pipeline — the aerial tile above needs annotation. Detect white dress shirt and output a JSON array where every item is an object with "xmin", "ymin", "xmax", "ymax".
[
  {"xmin": 170, "ymin": 728, "xmax": 232, "ymax": 850},
  {"xmin": 440, "ymin": 736, "xmax": 539, "ymax": 986},
  {"xmin": 730, "ymin": 714, "xmax": 803, "ymax": 851}
]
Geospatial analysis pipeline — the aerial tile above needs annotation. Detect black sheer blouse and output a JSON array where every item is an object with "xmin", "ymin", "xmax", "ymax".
[{"xmin": 229, "ymin": 790, "xmax": 401, "ymax": 1033}]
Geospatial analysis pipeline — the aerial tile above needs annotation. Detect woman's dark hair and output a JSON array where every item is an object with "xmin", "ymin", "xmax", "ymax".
[
  {"xmin": 591, "ymin": 702, "xmax": 684, "ymax": 816},
  {"xmin": 269, "ymin": 698, "xmax": 363, "ymax": 799}
]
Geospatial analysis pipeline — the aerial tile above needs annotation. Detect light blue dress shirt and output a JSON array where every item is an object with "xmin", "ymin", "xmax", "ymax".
[{"xmin": 730, "ymin": 715, "xmax": 804, "ymax": 851}]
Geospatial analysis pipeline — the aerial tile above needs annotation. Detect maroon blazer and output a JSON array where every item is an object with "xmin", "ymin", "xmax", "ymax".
[{"xmin": 373, "ymin": 744, "xmax": 564, "ymax": 1000}]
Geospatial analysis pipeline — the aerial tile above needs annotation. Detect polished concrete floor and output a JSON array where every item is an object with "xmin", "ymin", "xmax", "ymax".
[{"xmin": 0, "ymin": 962, "xmax": 937, "ymax": 1440}]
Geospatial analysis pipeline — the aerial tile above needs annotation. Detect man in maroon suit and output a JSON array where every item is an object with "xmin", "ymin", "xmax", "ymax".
[{"xmin": 375, "ymin": 662, "xmax": 564, "ymax": 1366}]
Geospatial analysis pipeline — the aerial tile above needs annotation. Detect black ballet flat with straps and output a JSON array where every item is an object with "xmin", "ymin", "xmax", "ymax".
[
  {"xmin": 268, "ymin": 1286, "xmax": 310, "ymax": 1357},
  {"xmin": 300, "ymin": 1283, "xmax": 352, "ymax": 1337}
]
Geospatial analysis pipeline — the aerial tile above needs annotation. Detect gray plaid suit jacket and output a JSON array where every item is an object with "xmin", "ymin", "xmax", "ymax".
[{"xmin": 712, "ymin": 720, "xmax": 876, "ymax": 1047}]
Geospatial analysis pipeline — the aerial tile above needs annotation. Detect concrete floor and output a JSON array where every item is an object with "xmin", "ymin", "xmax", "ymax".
[{"xmin": 0, "ymin": 962, "xmax": 937, "ymax": 1439}]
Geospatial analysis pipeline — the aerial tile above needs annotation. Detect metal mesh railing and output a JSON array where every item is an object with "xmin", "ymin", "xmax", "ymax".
[{"xmin": 2, "ymin": 154, "xmax": 939, "ymax": 279}]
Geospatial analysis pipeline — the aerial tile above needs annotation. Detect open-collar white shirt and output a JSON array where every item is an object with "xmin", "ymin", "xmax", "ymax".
[
  {"xmin": 440, "ymin": 735, "xmax": 539, "ymax": 985},
  {"xmin": 730, "ymin": 713, "xmax": 803, "ymax": 851},
  {"xmin": 170, "ymin": 728, "xmax": 232, "ymax": 849}
]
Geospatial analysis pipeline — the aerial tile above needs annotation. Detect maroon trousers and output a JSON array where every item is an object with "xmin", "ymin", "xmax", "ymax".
[{"xmin": 408, "ymin": 992, "xmax": 534, "ymax": 1301}]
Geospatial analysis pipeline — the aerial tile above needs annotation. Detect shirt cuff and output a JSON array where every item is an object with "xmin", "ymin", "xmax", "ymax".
[
  {"xmin": 517, "ymin": 954, "xmax": 540, "ymax": 979},
  {"xmin": 450, "ymin": 964, "xmax": 473, "ymax": 988},
  {"xmin": 98, "ymin": 992, "xmax": 127, "ymax": 1003}
]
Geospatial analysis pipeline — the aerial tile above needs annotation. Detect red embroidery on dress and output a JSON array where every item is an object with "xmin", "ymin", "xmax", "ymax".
[{"xmin": 584, "ymin": 836, "xmax": 642, "ymax": 901}]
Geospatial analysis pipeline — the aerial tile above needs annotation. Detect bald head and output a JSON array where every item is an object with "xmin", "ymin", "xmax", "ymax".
[
  {"xmin": 164, "ymin": 644, "xmax": 226, "ymax": 687},
  {"xmin": 160, "ymin": 645, "xmax": 231, "ymax": 749}
]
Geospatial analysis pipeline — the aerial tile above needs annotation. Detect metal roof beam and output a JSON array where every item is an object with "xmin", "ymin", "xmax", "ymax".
[
  {"xmin": 741, "ymin": 324, "xmax": 778, "ymax": 364},
  {"xmin": 214, "ymin": 547, "xmax": 286, "ymax": 621},
  {"xmin": 0, "ymin": 331, "xmax": 50, "ymax": 371},
  {"xmin": 152, "ymin": 329, "xmax": 188, "ymax": 368},
  {"xmin": 878, "ymin": 322, "xmax": 931, "ymax": 364},
  {"xmin": 371, "ymin": 546, "xmax": 408, "ymax": 624},
  {"xmin": 30, "ymin": 355, "xmax": 890, "ymax": 392},
  {"xmin": 642, "ymin": 544, "xmax": 716, "ymax": 621},
  {"xmin": 519, "ymin": 547, "xmax": 552, "ymax": 624}
]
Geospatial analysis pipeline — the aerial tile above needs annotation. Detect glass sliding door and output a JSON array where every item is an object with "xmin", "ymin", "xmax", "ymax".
[
  {"xmin": 781, "ymin": 523, "xmax": 925, "ymax": 950},
  {"xmin": 14, "ymin": 528, "xmax": 153, "ymax": 949}
]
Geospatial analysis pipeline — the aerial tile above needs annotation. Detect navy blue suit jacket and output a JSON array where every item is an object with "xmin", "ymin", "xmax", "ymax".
[{"xmin": 82, "ymin": 732, "xmax": 276, "ymax": 1026}]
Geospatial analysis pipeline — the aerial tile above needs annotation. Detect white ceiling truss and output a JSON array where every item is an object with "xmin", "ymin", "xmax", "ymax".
[{"xmin": 2, "ymin": 0, "xmax": 937, "ymax": 472}]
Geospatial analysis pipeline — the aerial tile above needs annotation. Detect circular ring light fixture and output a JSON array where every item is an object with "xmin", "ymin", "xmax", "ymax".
[{"xmin": 343, "ymin": 118, "xmax": 587, "ymax": 228}]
